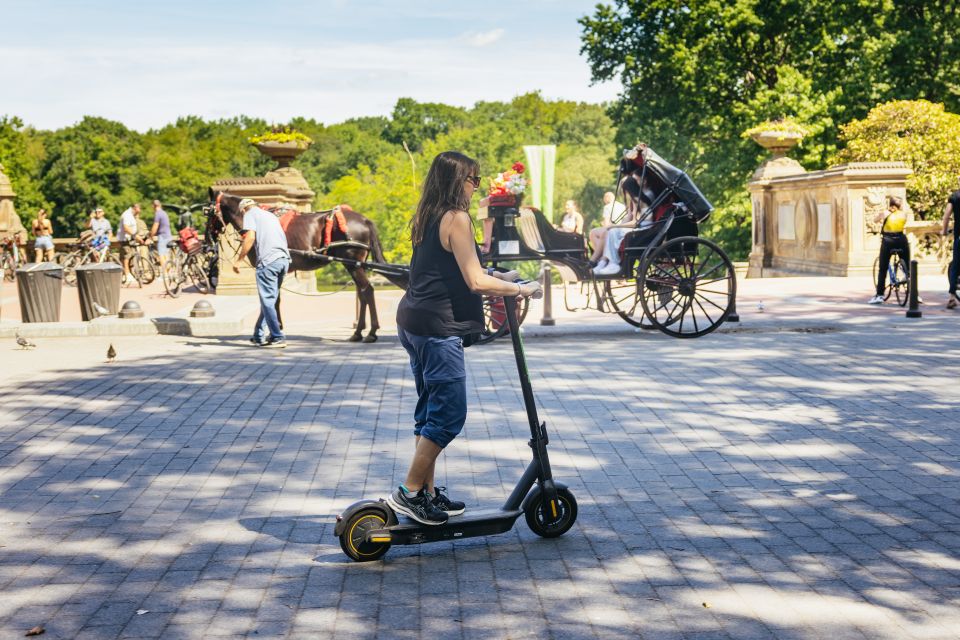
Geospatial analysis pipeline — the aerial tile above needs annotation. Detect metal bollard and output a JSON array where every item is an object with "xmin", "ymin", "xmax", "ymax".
[
  {"xmin": 540, "ymin": 264, "xmax": 556, "ymax": 326},
  {"xmin": 726, "ymin": 289, "xmax": 740, "ymax": 323},
  {"xmin": 906, "ymin": 259, "xmax": 922, "ymax": 318}
]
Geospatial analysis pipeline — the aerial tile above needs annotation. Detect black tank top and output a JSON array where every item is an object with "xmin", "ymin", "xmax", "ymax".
[{"xmin": 397, "ymin": 215, "xmax": 484, "ymax": 339}]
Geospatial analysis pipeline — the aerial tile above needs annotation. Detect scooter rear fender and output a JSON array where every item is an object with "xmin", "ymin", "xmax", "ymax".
[{"xmin": 334, "ymin": 499, "xmax": 398, "ymax": 537}]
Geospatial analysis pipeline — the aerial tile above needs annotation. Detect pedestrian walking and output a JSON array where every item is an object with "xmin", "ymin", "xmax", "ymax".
[
  {"xmin": 942, "ymin": 178, "xmax": 960, "ymax": 309},
  {"xmin": 150, "ymin": 200, "xmax": 173, "ymax": 269},
  {"xmin": 233, "ymin": 198, "xmax": 290, "ymax": 348},
  {"xmin": 116, "ymin": 203, "xmax": 140, "ymax": 283},
  {"xmin": 387, "ymin": 151, "xmax": 542, "ymax": 525}
]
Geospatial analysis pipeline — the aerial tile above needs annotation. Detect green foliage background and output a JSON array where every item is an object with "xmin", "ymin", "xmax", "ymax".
[
  {"xmin": 580, "ymin": 0, "xmax": 960, "ymax": 258},
  {"xmin": 0, "ymin": 94, "xmax": 620, "ymax": 268}
]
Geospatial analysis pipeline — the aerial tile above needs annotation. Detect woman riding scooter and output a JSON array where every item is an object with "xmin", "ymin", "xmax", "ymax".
[{"xmin": 389, "ymin": 151, "xmax": 542, "ymax": 525}]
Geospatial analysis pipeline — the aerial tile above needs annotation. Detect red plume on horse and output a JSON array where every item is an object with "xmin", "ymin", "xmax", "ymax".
[{"xmin": 206, "ymin": 190, "xmax": 408, "ymax": 343}]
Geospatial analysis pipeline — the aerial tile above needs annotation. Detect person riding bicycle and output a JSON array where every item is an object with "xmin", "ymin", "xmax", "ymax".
[
  {"xmin": 868, "ymin": 196, "xmax": 910, "ymax": 305},
  {"xmin": 88, "ymin": 208, "xmax": 112, "ymax": 262}
]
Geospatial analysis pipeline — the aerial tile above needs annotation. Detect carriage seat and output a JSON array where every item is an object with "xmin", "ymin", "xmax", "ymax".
[{"xmin": 516, "ymin": 207, "xmax": 584, "ymax": 255}]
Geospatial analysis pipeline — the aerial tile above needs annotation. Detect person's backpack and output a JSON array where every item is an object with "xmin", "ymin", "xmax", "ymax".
[{"xmin": 179, "ymin": 227, "xmax": 201, "ymax": 255}]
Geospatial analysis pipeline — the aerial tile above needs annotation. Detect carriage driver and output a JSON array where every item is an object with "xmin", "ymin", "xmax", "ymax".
[{"xmin": 233, "ymin": 198, "xmax": 291, "ymax": 348}]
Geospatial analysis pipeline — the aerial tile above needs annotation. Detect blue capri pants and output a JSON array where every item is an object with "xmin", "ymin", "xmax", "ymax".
[{"xmin": 397, "ymin": 327, "xmax": 467, "ymax": 449}]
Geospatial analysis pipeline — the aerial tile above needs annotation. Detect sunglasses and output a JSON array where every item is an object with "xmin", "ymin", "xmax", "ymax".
[{"xmin": 465, "ymin": 176, "xmax": 481, "ymax": 188}]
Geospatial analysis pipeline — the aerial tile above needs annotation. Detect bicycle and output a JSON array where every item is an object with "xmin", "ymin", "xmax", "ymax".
[
  {"xmin": 128, "ymin": 237, "xmax": 156, "ymax": 287},
  {"xmin": 62, "ymin": 236, "xmax": 118, "ymax": 286},
  {"xmin": 873, "ymin": 248, "xmax": 910, "ymax": 307},
  {"xmin": 162, "ymin": 241, "xmax": 210, "ymax": 297},
  {"xmin": 1, "ymin": 235, "xmax": 27, "ymax": 281}
]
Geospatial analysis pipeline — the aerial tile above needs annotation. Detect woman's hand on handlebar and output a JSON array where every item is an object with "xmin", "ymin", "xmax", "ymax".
[{"xmin": 518, "ymin": 281, "xmax": 543, "ymax": 299}]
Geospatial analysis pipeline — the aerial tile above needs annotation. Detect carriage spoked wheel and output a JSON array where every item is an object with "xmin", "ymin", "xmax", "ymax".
[
  {"xmin": 638, "ymin": 236, "xmax": 735, "ymax": 338},
  {"xmin": 474, "ymin": 295, "xmax": 530, "ymax": 345},
  {"xmin": 604, "ymin": 275, "xmax": 658, "ymax": 330}
]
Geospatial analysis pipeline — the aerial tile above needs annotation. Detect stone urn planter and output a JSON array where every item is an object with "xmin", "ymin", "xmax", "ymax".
[
  {"xmin": 749, "ymin": 130, "xmax": 804, "ymax": 159},
  {"xmin": 749, "ymin": 129, "xmax": 805, "ymax": 180},
  {"xmin": 254, "ymin": 140, "xmax": 311, "ymax": 169}
]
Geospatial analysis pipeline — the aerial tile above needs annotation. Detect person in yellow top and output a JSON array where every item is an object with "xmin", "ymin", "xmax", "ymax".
[{"xmin": 868, "ymin": 196, "xmax": 910, "ymax": 304}]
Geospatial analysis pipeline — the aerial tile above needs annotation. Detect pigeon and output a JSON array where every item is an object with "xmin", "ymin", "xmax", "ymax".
[
  {"xmin": 106, "ymin": 344, "xmax": 116, "ymax": 363},
  {"xmin": 756, "ymin": 301, "xmax": 765, "ymax": 312},
  {"xmin": 16, "ymin": 332, "xmax": 36, "ymax": 350},
  {"xmin": 92, "ymin": 301, "xmax": 111, "ymax": 317}
]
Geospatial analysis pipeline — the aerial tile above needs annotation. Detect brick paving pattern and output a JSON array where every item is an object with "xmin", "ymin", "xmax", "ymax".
[{"xmin": 1, "ymin": 319, "xmax": 959, "ymax": 639}]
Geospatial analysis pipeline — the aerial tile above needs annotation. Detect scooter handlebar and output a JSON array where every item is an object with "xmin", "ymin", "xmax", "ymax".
[{"xmin": 509, "ymin": 279, "xmax": 543, "ymax": 300}]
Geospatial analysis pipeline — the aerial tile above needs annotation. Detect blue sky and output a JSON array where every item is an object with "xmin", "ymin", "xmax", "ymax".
[{"xmin": 1, "ymin": 1, "xmax": 621, "ymax": 131}]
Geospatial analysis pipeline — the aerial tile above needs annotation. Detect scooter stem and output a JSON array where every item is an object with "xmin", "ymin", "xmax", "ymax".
[{"xmin": 503, "ymin": 295, "xmax": 555, "ymax": 491}]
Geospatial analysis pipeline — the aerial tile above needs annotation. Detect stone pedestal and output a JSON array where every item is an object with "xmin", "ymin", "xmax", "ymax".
[
  {"xmin": 211, "ymin": 143, "xmax": 316, "ymax": 296},
  {"xmin": 0, "ymin": 163, "xmax": 25, "ymax": 239}
]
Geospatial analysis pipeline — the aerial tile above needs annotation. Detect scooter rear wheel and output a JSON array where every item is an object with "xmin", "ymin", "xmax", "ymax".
[
  {"xmin": 525, "ymin": 488, "xmax": 577, "ymax": 538},
  {"xmin": 339, "ymin": 508, "xmax": 391, "ymax": 562}
]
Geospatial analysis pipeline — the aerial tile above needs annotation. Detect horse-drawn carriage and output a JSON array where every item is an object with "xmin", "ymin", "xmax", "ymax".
[
  {"xmin": 479, "ymin": 144, "xmax": 736, "ymax": 340},
  {"xmin": 206, "ymin": 145, "xmax": 735, "ymax": 343}
]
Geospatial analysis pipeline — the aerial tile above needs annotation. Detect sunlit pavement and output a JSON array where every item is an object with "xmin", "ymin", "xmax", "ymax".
[{"xmin": 1, "ymin": 283, "xmax": 959, "ymax": 638}]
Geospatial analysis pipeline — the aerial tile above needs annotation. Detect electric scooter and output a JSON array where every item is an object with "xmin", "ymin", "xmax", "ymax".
[{"xmin": 335, "ymin": 294, "xmax": 577, "ymax": 561}]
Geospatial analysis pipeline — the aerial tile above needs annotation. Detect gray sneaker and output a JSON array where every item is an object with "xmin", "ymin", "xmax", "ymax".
[{"xmin": 387, "ymin": 486, "xmax": 448, "ymax": 525}]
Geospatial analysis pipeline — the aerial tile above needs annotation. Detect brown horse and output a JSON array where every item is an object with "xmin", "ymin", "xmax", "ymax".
[{"xmin": 207, "ymin": 190, "xmax": 407, "ymax": 343}]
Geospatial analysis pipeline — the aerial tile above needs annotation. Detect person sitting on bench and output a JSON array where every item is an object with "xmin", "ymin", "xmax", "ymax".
[{"xmin": 592, "ymin": 176, "xmax": 654, "ymax": 276}]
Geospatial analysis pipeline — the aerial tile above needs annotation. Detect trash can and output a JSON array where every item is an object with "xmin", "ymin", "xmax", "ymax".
[
  {"xmin": 16, "ymin": 262, "xmax": 64, "ymax": 323},
  {"xmin": 76, "ymin": 262, "xmax": 122, "ymax": 321}
]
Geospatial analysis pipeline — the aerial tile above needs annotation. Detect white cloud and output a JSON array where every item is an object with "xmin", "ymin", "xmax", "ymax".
[
  {"xmin": 466, "ymin": 28, "xmax": 505, "ymax": 47},
  {"xmin": 1, "ymin": 34, "xmax": 620, "ymax": 131}
]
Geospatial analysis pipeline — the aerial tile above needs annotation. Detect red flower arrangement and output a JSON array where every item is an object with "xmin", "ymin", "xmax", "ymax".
[{"xmin": 487, "ymin": 161, "xmax": 527, "ymax": 206}]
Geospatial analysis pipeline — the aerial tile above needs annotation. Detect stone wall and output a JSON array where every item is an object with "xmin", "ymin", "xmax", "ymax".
[{"xmin": 746, "ymin": 161, "xmax": 946, "ymax": 277}]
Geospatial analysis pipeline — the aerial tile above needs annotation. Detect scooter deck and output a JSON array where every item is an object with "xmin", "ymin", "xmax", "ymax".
[{"xmin": 372, "ymin": 507, "xmax": 523, "ymax": 545}]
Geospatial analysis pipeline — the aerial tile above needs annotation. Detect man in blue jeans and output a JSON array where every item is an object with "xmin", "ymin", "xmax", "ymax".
[{"xmin": 233, "ymin": 198, "xmax": 291, "ymax": 348}]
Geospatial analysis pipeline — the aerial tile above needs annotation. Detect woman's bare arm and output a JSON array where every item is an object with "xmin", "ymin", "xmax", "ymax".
[{"xmin": 442, "ymin": 210, "xmax": 540, "ymax": 297}]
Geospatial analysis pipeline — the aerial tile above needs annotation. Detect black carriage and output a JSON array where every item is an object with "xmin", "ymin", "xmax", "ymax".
[{"xmin": 480, "ymin": 145, "xmax": 737, "ymax": 340}]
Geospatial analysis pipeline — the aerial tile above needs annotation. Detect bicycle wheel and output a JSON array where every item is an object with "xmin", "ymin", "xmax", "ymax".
[
  {"xmin": 893, "ymin": 257, "xmax": 910, "ymax": 307},
  {"xmin": 187, "ymin": 255, "xmax": 210, "ymax": 294},
  {"xmin": 61, "ymin": 251, "xmax": 81, "ymax": 286},
  {"xmin": 162, "ymin": 254, "xmax": 183, "ymax": 297},
  {"xmin": 473, "ymin": 295, "xmax": 530, "ymax": 345},
  {"xmin": 2, "ymin": 253, "xmax": 15, "ymax": 281},
  {"xmin": 129, "ymin": 253, "xmax": 148, "ymax": 288}
]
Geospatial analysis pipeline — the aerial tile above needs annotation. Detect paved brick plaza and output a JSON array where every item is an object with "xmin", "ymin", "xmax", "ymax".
[{"xmin": 1, "ymin": 311, "xmax": 959, "ymax": 639}]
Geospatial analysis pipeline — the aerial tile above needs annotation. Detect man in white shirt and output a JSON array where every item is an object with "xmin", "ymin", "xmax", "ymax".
[
  {"xmin": 116, "ymin": 203, "xmax": 140, "ymax": 283},
  {"xmin": 601, "ymin": 191, "xmax": 627, "ymax": 226}
]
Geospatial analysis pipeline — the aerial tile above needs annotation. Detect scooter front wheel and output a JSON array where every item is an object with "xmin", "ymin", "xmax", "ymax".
[
  {"xmin": 339, "ymin": 508, "xmax": 392, "ymax": 561},
  {"xmin": 525, "ymin": 488, "xmax": 577, "ymax": 538}
]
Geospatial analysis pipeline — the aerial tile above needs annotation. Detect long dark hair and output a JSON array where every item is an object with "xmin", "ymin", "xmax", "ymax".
[{"xmin": 411, "ymin": 151, "xmax": 479, "ymax": 246}]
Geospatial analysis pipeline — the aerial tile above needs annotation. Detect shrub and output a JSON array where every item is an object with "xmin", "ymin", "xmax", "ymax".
[{"xmin": 835, "ymin": 100, "xmax": 960, "ymax": 219}]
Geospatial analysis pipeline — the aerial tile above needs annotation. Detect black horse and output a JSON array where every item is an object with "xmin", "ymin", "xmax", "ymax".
[{"xmin": 206, "ymin": 190, "xmax": 407, "ymax": 343}]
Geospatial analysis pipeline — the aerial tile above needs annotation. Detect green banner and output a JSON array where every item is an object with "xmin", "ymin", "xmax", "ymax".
[{"xmin": 523, "ymin": 145, "xmax": 556, "ymax": 222}]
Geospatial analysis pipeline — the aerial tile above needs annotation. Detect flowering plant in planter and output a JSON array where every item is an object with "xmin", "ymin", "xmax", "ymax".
[
  {"xmin": 248, "ymin": 126, "xmax": 313, "ymax": 147},
  {"xmin": 487, "ymin": 162, "xmax": 526, "ymax": 205}
]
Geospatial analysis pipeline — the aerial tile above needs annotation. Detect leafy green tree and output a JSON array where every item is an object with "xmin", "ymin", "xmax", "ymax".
[
  {"xmin": 383, "ymin": 98, "xmax": 470, "ymax": 152},
  {"xmin": 0, "ymin": 116, "xmax": 49, "ymax": 218},
  {"xmin": 139, "ymin": 116, "xmax": 271, "ymax": 210},
  {"xmin": 579, "ymin": 0, "xmax": 960, "ymax": 258},
  {"xmin": 835, "ymin": 100, "xmax": 960, "ymax": 219},
  {"xmin": 38, "ymin": 117, "xmax": 145, "ymax": 234}
]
